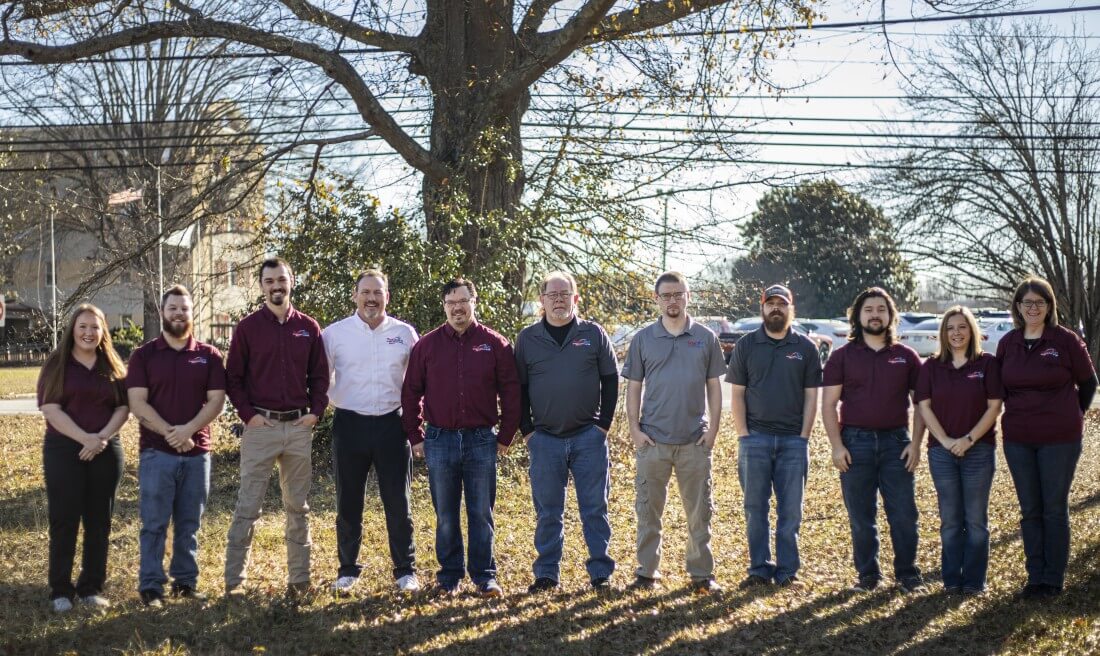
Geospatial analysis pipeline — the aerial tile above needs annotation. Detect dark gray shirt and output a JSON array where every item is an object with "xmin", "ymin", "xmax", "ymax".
[
  {"xmin": 515, "ymin": 317, "xmax": 618, "ymax": 436},
  {"xmin": 621, "ymin": 316, "xmax": 727, "ymax": 444},
  {"xmin": 725, "ymin": 326, "xmax": 823, "ymax": 437}
]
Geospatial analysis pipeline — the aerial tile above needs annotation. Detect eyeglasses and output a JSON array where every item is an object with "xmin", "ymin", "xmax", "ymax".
[
  {"xmin": 1018, "ymin": 300, "xmax": 1048, "ymax": 310},
  {"xmin": 444, "ymin": 298, "xmax": 473, "ymax": 308},
  {"xmin": 658, "ymin": 292, "xmax": 686, "ymax": 301},
  {"xmin": 541, "ymin": 291, "xmax": 574, "ymax": 301}
]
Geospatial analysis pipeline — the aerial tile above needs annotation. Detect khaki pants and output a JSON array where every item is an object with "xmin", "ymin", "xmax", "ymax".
[
  {"xmin": 224, "ymin": 421, "xmax": 313, "ymax": 589},
  {"xmin": 634, "ymin": 441, "xmax": 714, "ymax": 581}
]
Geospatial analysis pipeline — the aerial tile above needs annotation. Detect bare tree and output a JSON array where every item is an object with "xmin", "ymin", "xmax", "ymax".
[
  {"xmin": 1, "ymin": 25, "xmax": 268, "ymax": 337},
  {"xmin": 877, "ymin": 21, "xmax": 1100, "ymax": 360}
]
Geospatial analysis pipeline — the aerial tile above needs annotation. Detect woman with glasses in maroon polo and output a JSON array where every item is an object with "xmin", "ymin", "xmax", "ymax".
[
  {"xmin": 915, "ymin": 306, "xmax": 1002, "ymax": 596},
  {"xmin": 36, "ymin": 304, "xmax": 129, "ymax": 613},
  {"xmin": 997, "ymin": 277, "xmax": 1097, "ymax": 599}
]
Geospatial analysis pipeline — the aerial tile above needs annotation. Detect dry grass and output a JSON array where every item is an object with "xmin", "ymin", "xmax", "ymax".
[
  {"xmin": 0, "ymin": 410, "xmax": 1098, "ymax": 656},
  {"xmin": 0, "ymin": 366, "xmax": 39, "ymax": 398}
]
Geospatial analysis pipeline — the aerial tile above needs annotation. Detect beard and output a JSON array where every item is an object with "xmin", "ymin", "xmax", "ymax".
[
  {"xmin": 764, "ymin": 312, "xmax": 789, "ymax": 333},
  {"xmin": 862, "ymin": 321, "xmax": 887, "ymax": 336},
  {"xmin": 268, "ymin": 290, "xmax": 286, "ymax": 305},
  {"xmin": 162, "ymin": 316, "xmax": 193, "ymax": 338}
]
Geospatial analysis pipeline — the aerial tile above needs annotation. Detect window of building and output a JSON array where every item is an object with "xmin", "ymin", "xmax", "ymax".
[
  {"xmin": 45, "ymin": 266, "xmax": 54, "ymax": 286},
  {"xmin": 120, "ymin": 314, "xmax": 134, "ymax": 327}
]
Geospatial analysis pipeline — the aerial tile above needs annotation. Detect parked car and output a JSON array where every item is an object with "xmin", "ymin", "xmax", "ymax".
[
  {"xmin": 793, "ymin": 322, "xmax": 834, "ymax": 363},
  {"xmin": 979, "ymin": 318, "xmax": 1014, "ymax": 354},
  {"xmin": 695, "ymin": 315, "xmax": 735, "ymax": 362},
  {"xmin": 610, "ymin": 323, "xmax": 645, "ymax": 363},
  {"xmin": 899, "ymin": 317, "xmax": 941, "ymax": 357},
  {"xmin": 803, "ymin": 319, "xmax": 849, "ymax": 342}
]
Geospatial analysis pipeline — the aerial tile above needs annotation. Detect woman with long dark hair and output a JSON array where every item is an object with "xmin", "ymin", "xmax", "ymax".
[
  {"xmin": 37, "ymin": 304, "xmax": 129, "ymax": 612},
  {"xmin": 916, "ymin": 306, "xmax": 1002, "ymax": 595},
  {"xmin": 997, "ymin": 277, "xmax": 1097, "ymax": 599}
]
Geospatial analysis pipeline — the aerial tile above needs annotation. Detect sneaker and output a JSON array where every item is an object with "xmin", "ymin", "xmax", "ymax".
[
  {"xmin": 286, "ymin": 581, "xmax": 312, "ymax": 600},
  {"xmin": 777, "ymin": 575, "xmax": 804, "ymax": 589},
  {"xmin": 692, "ymin": 579, "xmax": 722, "ymax": 595},
  {"xmin": 79, "ymin": 594, "xmax": 111, "ymax": 609},
  {"xmin": 1039, "ymin": 584, "xmax": 1063, "ymax": 598},
  {"xmin": 225, "ymin": 585, "xmax": 246, "ymax": 598},
  {"xmin": 170, "ymin": 585, "xmax": 208, "ymax": 602},
  {"xmin": 739, "ymin": 574, "xmax": 772, "ymax": 589},
  {"xmin": 1016, "ymin": 583, "xmax": 1045, "ymax": 600},
  {"xmin": 898, "ymin": 577, "xmax": 928, "ymax": 594},
  {"xmin": 528, "ymin": 577, "xmax": 559, "ymax": 594},
  {"xmin": 851, "ymin": 577, "xmax": 880, "ymax": 592},
  {"xmin": 332, "ymin": 576, "xmax": 358, "ymax": 594},
  {"xmin": 396, "ymin": 574, "xmax": 421, "ymax": 593},
  {"xmin": 432, "ymin": 582, "xmax": 459, "ymax": 597},
  {"xmin": 478, "ymin": 579, "xmax": 504, "ymax": 598},
  {"xmin": 961, "ymin": 587, "xmax": 984, "ymax": 597},
  {"xmin": 591, "ymin": 577, "xmax": 611, "ymax": 592},
  {"xmin": 140, "ymin": 589, "xmax": 164, "ymax": 608},
  {"xmin": 51, "ymin": 597, "xmax": 74, "ymax": 613},
  {"xmin": 628, "ymin": 575, "xmax": 659, "ymax": 590},
  {"xmin": 943, "ymin": 585, "xmax": 963, "ymax": 595}
]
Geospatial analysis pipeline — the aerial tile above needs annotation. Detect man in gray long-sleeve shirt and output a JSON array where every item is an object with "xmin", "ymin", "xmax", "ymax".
[{"xmin": 516, "ymin": 271, "xmax": 619, "ymax": 594}]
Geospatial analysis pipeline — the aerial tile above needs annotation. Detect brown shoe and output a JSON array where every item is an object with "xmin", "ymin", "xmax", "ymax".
[
  {"xmin": 285, "ymin": 581, "xmax": 312, "ymax": 601},
  {"xmin": 692, "ymin": 579, "xmax": 722, "ymax": 595}
]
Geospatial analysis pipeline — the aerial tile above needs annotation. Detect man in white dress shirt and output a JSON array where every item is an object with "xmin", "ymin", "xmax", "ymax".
[{"xmin": 322, "ymin": 269, "xmax": 420, "ymax": 594}]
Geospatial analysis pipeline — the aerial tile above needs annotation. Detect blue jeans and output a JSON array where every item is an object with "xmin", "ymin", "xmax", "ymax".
[
  {"xmin": 928, "ymin": 442, "xmax": 995, "ymax": 591},
  {"xmin": 738, "ymin": 433, "xmax": 808, "ymax": 582},
  {"xmin": 423, "ymin": 426, "xmax": 497, "ymax": 587},
  {"xmin": 138, "ymin": 448, "xmax": 211, "ymax": 593},
  {"xmin": 528, "ymin": 425, "xmax": 614, "ymax": 582},
  {"xmin": 839, "ymin": 427, "xmax": 920, "ymax": 582},
  {"xmin": 1003, "ymin": 440, "xmax": 1082, "ymax": 588}
]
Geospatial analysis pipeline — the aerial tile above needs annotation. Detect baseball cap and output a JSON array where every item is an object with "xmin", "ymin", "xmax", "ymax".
[{"xmin": 761, "ymin": 284, "xmax": 793, "ymax": 305}]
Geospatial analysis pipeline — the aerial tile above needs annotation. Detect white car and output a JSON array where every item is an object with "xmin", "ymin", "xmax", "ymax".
[
  {"xmin": 899, "ymin": 318, "xmax": 941, "ymax": 357},
  {"xmin": 980, "ymin": 319, "xmax": 1014, "ymax": 354}
]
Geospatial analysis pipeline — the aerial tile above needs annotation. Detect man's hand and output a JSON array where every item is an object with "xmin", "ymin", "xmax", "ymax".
[
  {"xmin": 293, "ymin": 413, "xmax": 318, "ymax": 427},
  {"xmin": 165, "ymin": 423, "xmax": 194, "ymax": 450},
  {"xmin": 412, "ymin": 443, "xmax": 425, "ymax": 459},
  {"xmin": 631, "ymin": 427, "xmax": 655, "ymax": 449},
  {"xmin": 831, "ymin": 444, "xmax": 852, "ymax": 473},
  {"xmin": 696, "ymin": 429, "xmax": 717, "ymax": 449},
  {"xmin": 901, "ymin": 442, "xmax": 921, "ymax": 473},
  {"xmin": 247, "ymin": 414, "xmax": 275, "ymax": 428}
]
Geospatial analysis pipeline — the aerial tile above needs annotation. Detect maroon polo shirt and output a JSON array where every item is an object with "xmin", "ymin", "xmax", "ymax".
[
  {"xmin": 225, "ymin": 304, "xmax": 329, "ymax": 423},
  {"xmin": 401, "ymin": 320, "xmax": 521, "ymax": 446},
  {"xmin": 915, "ymin": 353, "xmax": 1002, "ymax": 449},
  {"xmin": 126, "ymin": 335, "xmax": 227, "ymax": 455},
  {"xmin": 37, "ymin": 355, "xmax": 126, "ymax": 439},
  {"xmin": 823, "ymin": 340, "xmax": 921, "ymax": 430},
  {"xmin": 997, "ymin": 325, "xmax": 1096, "ymax": 444}
]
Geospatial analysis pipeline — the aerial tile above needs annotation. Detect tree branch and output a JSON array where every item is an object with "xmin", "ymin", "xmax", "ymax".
[
  {"xmin": 276, "ymin": 0, "xmax": 419, "ymax": 53},
  {"xmin": 0, "ymin": 19, "xmax": 446, "ymax": 180},
  {"xmin": 579, "ymin": 0, "xmax": 732, "ymax": 45},
  {"xmin": 518, "ymin": 0, "xmax": 565, "ymax": 39}
]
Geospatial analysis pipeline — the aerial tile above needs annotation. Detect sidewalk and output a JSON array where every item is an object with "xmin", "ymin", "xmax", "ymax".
[{"xmin": 0, "ymin": 397, "xmax": 39, "ymax": 414}]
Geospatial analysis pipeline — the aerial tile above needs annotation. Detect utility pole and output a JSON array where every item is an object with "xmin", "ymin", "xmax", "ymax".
[
  {"xmin": 49, "ymin": 205, "xmax": 57, "ymax": 350},
  {"xmin": 156, "ymin": 164, "xmax": 163, "ymax": 298},
  {"xmin": 661, "ymin": 190, "xmax": 669, "ymax": 272}
]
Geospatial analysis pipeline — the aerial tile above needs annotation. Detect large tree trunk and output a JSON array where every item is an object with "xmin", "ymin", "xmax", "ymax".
[{"xmin": 420, "ymin": 0, "xmax": 529, "ymax": 307}]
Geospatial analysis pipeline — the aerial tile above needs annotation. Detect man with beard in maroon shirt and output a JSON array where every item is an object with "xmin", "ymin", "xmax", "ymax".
[{"xmin": 127, "ymin": 285, "xmax": 226, "ymax": 607}]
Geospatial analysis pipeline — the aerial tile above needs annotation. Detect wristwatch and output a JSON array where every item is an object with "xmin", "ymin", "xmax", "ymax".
[{"xmin": 962, "ymin": 433, "xmax": 974, "ymax": 443}]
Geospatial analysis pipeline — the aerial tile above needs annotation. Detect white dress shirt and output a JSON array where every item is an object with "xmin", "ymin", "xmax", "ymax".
[{"xmin": 322, "ymin": 313, "xmax": 419, "ymax": 415}]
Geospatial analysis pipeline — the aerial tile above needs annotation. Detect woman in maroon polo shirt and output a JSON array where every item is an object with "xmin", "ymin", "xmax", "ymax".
[
  {"xmin": 36, "ymin": 304, "xmax": 129, "ymax": 613},
  {"xmin": 916, "ymin": 306, "xmax": 1002, "ymax": 595},
  {"xmin": 997, "ymin": 277, "xmax": 1097, "ymax": 599}
]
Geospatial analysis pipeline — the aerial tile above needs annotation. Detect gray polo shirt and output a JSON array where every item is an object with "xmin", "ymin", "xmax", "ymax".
[
  {"xmin": 725, "ymin": 326, "xmax": 823, "ymax": 437},
  {"xmin": 515, "ymin": 318, "xmax": 618, "ymax": 436},
  {"xmin": 621, "ymin": 316, "xmax": 727, "ymax": 444}
]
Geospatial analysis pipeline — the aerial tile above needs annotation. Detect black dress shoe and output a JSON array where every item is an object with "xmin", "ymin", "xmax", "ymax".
[
  {"xmin": 527, "ymin": 577, "xmax": 559, "ymax": 594},
  {"xmin": 628, "ymin": 575, "xmax": 659, "ymax": 590},
  {"xmin": 171, "ymin": 584, "xmax": 208, "ymax": 602}
]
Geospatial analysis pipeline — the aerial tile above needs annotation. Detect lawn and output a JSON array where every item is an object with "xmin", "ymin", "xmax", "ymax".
[
  {"xmin": 0, "ymin": 366, "xmax": 40, "ymax": 398},
  {"xmin": 0, "ymin": 410, "xmax": 1097, "ymax": 656}
]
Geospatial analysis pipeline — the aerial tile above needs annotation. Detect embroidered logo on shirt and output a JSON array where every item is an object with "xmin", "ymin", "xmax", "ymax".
[
  {"xmin": 888, "ymin": 356, "xmax": 908, "ymax": 365},
  {"xmin": 292, "ymin": 329, "xmax": 311, "ymax": 338},
  {"xmin": 187, "ymin": 356, "xmax": 208, "ymax": 365},
  {"xmin": 1040, "ymin": 348, "xmax": 1059, "ymax": 358},
  {"xmin": 472, "ymin": 343, "xmax": 492, "ymax": 352},
  {"xmin": 786, "ymin": 352, "xmax": 804, "ymax": 361},
  {"xmin": 967, "ymin": 371, "xmax": 985, "ymax": 380},
  {"xmin": 386, "ymin": 336, "xmax": 406, "ymax": 345},
  {"xmin": 686, "ymin": 339, "xmax": 704, "ymax": 348},
  {"xmin": 571, "ymin": 338, "xmax": 591, "ymax": 347}
]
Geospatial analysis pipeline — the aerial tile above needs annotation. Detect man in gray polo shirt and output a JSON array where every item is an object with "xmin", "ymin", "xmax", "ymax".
[
  {"xmin": 623, "ymin": 271, "xmax": 726, "ymax": 594},
  {"xmin": 728, "ymin": 284, "xmax": 822, "ymax": 589},
  {"xmin": 516, "ymin": 271, "xmax": 619, "ymax": 594}
]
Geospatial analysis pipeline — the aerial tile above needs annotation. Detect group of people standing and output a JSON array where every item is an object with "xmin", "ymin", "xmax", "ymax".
[{"xmin": 36, "ymin": 259, "xmax": 1096, "ymax": 613}]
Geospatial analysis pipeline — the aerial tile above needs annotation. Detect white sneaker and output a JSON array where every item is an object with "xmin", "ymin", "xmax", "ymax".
[
  {"xmin": 79, "ymin": 594, "xmax": 111, "ymax": 609},
  {"xmin": 332, "ymin": 576, "xmax": 358, "ymax": 594},
  {"xmin": 51, "ymin": 597, "xmax": 73, "ymax": 613},
  {"xmin": 396, "ymin": 574, "xmax": 420, "ymax": 593}
]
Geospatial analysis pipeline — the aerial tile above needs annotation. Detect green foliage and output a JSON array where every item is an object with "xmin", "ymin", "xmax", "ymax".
[
  {"xmin": 109, "ymin": 321, "xmax": 145, "ymax": 358},
  {"xmin": 729, "ymin": 179, "xmax": 918, "ymax": 317}
]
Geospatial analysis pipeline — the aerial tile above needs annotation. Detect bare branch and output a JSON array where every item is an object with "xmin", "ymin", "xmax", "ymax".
[{"xmin": 276, "ymin": 0, "xmax": 419, "ymax": 52}]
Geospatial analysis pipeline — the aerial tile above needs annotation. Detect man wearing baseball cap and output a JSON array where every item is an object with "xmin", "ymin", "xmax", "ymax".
[{"xmin": 726, "ymin": 284, "xmax": 822, "ymax": 589}]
